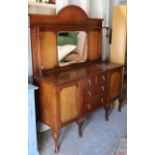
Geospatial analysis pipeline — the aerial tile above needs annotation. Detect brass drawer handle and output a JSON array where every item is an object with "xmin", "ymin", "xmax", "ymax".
[
  {"xmin": 88, "ymin": 91, "xmax": 92, "ymax": 96},
  {"xmin": 41, "ymin": 65, "xmax": 44, "ymax": 69},
  {"xmin": 87, "ymin": 104, "xmax": 91, "ymax": 110},
  {"xmin": 102, "ymin": 86, "xmax": 104, "ymax": 91},
  {"xmin": 101, "ymin": 98, "xmax": 104, "ymax": 104},
  {"xmin": 88, "ymin": 79, "xmax": 91, "ymax": 85},
  {"xmin": 102, "ymin": 76, "xmax": 105, "ymax": 81}
]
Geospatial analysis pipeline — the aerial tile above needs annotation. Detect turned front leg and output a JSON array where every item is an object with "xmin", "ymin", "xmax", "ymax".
[
  {"xmin": 51, "ymin": 128, "xmax": 61, "ymax": 153},
  {"xmin": 77, "ymin": 118, "xmax": 84, "ymax": 137}
]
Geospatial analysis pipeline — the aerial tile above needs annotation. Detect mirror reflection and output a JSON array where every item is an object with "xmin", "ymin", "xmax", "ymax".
[{"xmin": 57, "ymin": 31, "xmax": 87, "ymax": 66}]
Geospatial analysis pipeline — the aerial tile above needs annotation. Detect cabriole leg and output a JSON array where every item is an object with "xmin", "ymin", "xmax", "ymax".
[
  {"xmin": 105, "ymin": 107, "xmax": 110, "ymax": 121},
  {"xmin": 104, "ymin": 104, "xmax": 110, "ymax": 121},
  {"xmin": 77, "ymin": 118, "xmax": 84, "ymax": 137},
  {"xmin": 51, "ymin": 128, "xmax": 61, "ymax": 153}
]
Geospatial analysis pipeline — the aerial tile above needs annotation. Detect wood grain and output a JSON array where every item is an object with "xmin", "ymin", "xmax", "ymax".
[
  {"xmin": 30, "ymin": 5, "xmax": 124, "ymax": 153},
  {"xmin": 33, "ymin": 62, "xmax": 123, "ymax": 152},
  {"xmin": 30, "ymin": 27, "xmax": 42, "ymax": 75},
  {"xmin": 109, "ymin": 69, "xmax": 122, "ymax": 100},
  {"xmin": 60, "ymin": 85, "xmax": 78, "ymax": 123},
  {"xmin": 30, "ymin": 5, "xmax": 103, "ymax": 76},
  {"xmin": 40, "ymin": 32, "xmax": 57, "ymax": 69},
  {"xmin": 88, "ymin": 31, "xmax": 100, "ymax": 61},
  {"xmin": 34, "ymin": 81, "xmax": 57, "ymax": 128},
  {"xmin": 29, "ymin": 5, "xmax": 103, "ymax": 27}
]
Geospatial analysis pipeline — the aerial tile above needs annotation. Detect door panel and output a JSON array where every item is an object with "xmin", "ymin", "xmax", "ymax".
[
  {"xmin": 60, "ymin": 85, "xmax": 79, "ymax": 123},
  {"xmin": 109, "ymin": 69, "xmax": 122, "ymax": 100}
]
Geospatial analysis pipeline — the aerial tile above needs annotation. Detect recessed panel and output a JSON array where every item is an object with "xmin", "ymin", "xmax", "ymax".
[{"xmin": 60, "ymin": 85, "xmax": 78, "ymax": 123}]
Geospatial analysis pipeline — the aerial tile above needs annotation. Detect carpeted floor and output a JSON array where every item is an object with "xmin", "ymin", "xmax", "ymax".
[
  {"xmin": 38, "ymin": 104, "xmax": 127, "ymax": 155},
  {"xmin": 111, "ymin": 136, "xmax": 127, "ymax": 155}
]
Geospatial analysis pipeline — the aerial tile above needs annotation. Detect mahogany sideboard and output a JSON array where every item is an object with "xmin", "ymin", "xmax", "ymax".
[
  {"xmin": 29, "ymin": 5, "xmax": 124, "ymax": 152},
  {"xmin": 33, "ymin": 62, "xmax": 123, "ymax": 152}
]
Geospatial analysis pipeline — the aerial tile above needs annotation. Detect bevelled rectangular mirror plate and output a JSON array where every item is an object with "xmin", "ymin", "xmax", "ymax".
[{"xmin": 57, "ymin": 31, "xmax": 88, "ymax": 66}]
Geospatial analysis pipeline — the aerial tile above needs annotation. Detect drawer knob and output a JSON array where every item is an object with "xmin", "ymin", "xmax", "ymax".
[
  {"xmin": 88, "ymin": 91, "xmax": 92, "ymax": 97},
  {"xmin": 102, "ymin": 86, "xmax": 104, "ymax": 91},
  {"xmin": 87, "ymin": 104, "xmax": 91, "ymax": 110},
  {"xmin": 88, "ymin": 79, "xmax": 91, "ymax": 85},
  {"xmin": 101, "ymin": 98, "xmax": 104, "ymax": 104},
  {"xmin": 41, "ymin": 65, "xmax": 44, "ymax": 69},
  {"xmin": 102, "ymin": 76, "xmax": 105, "ymax": 81}
]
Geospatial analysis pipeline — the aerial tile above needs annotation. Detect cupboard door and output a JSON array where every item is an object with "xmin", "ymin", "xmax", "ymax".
[
  {"xmin": 60, "ymin": 84, "xmax": 79, "ymax": 123},
  {"xmin": 109, "ymin": 68, "xmax": 123, "ymax": 101}
]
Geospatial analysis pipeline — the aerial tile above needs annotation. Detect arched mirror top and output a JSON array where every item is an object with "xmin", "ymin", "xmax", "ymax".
[{"xmin": 29, "ymin": 5, "xmax": 103, "ymax": 28}]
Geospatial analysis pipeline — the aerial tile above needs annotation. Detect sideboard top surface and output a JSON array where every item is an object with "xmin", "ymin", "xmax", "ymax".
[{"xmin": 33, "ymin": 63, "xmax": 123, "ymax": 86}]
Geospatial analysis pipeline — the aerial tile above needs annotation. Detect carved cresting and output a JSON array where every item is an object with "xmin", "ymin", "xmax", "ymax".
[
  {"xmin": 29, "ymin": 5, "xmax": 102, "ymax": 28},
  {"xmin": 29, "ymin": 5, "xmax": 103, "ymax": 30}
]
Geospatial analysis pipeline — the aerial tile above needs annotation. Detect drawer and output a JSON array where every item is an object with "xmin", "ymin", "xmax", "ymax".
[
  {"xmin": 82, "ymin": 77, "xmax": 95, "ymax": 90},
  {"xmin": 95, "ymin": 84, "xmax": 106, "ymax": 96},
  {"xmin": 82, "ymin": 90, "xmax": 97, "ymax": 113},
  {"xmin": 83, "ymin": 102, "xmax": 92, "ymax": 113},
  {"xmin": 96, "ymin": 95, "xmax": 106, "ymax": 105},
  {"xmin": 82, "ymin": 89, "xmax": 95, "ymax": 104},
  {"xmin": 96, "ymin": 73, "xmax": 106, "ymax": 85},
  {"xmin": 82, "ymin": 94, "xmax": 105, "ymax": 114}
]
